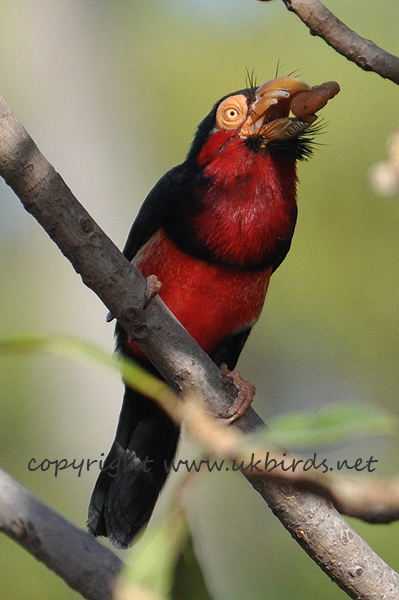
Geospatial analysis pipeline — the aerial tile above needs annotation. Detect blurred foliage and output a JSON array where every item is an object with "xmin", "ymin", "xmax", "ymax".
[
  {"xmin": 118, "ymin": 503, "xmax": 189, "ymax": 600},
  {"xmin": 252, "ymin": 402, "xmax": 396, "ymax": 448},
  {"xmin": 1, "ymin": 0, "xmax": 399, "ymax": 599}
]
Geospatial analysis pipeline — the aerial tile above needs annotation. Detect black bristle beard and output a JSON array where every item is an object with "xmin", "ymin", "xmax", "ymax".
[
  {"xmin": 245, "ymin": 120, "xmax": 325, "ymax": 162},
  {"xmin": 245, "ymin": 132, "xmax": 313, "ymax": 161},
  {"xmin": 268, "ymin": 134, "xmax": 315, "ymax": 161}
]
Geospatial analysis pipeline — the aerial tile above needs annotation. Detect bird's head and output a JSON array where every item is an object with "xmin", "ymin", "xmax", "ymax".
[{"xmin": 189, "ymin": 76, "xmax": 339, "ymax": 165}]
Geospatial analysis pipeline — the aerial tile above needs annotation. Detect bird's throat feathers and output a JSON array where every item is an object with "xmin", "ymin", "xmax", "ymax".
[{"xmin": 191, "ymin": 133, "xmax": 298, "ymax": 269}]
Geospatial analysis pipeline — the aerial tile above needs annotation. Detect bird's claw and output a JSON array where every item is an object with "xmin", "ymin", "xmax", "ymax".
[
  {"xmin": 143, "ymin": 274, "xmax": 162, "ymax": 308},
  {"xmin": 106, "ymin": 274, "xmax": 162, "ymax": 321},
  {"xmin": 219, "ymin": 364, "xmax": 256, "ymax": 423}
]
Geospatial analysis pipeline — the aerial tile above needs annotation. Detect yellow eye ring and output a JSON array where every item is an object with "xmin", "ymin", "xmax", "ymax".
[{"xmin": 215, "ymin": 94, "xmax": 248, "ymax": 130}]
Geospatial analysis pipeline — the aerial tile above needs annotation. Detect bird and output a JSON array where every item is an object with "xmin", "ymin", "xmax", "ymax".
[{"xmin": 87, "ymin": 75, "xmax": 339, "ymax": 549}]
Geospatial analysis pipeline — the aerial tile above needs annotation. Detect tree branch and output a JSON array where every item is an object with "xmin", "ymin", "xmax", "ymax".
[
  {"xmin": 0, "ymin": 93, "xmax": 398, "ymax": 598},
  {"xmin": 278, "ymin": 0, "xmax": 399, "ymax": 85},
  {"xmin": 0, "ymin": 468, "xmax": 122, "ymax": 600}
]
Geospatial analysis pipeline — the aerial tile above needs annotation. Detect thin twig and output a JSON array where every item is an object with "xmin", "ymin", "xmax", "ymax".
[
  {"xmin": 279, "ymin": 0, "xmax": 399, "ymax": 85},
  {"xmin": 0, "ymin": 93, "xmax": 398, "ymax": 598},
  {"xmin": 182, "ymin": 400, "xmax": 399, "ymax": 523}
]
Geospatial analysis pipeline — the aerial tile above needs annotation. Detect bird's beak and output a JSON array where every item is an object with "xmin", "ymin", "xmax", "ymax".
[{"xmin": 240, "ymin": 76, "xmax": 340, "ymax": 141}]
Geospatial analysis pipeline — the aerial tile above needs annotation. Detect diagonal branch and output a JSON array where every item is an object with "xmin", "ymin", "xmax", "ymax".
[
  {"xmin": 0, "ymin": 468, "xmax": 122, "ymax": 600},
  {"xmin": 0, "ymin": 93, "xmax": 398, "ymax": 598},
  {"xmin": 278, "ymin": 0, "xmax": 399, "ymax": 85}
]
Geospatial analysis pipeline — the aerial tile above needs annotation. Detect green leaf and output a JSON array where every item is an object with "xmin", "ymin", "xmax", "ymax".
[
  {"xmin": 246, "ymin": 403, "xmax": 396, "ymax": 449},
  {"xmin": 0, "ymin": 333, "xmax": 177, "ymax": 414},
  {"xmin": 171, "ymin": 534, "xmax": 212, "ymax": 600},
  {"xmin": 119, "ymin": 504, "xmax": 189, "ymax": 600}
]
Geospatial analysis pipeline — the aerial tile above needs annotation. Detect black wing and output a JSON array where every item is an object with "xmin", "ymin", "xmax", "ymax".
[{"xmin": 123, "ymin": 162, "xmax": 190, "ymax": 261}]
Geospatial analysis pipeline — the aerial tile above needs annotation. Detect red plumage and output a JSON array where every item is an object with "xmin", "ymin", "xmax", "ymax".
[
  {"xmin": 195, "ymin": 138, "xmax": 297, "ymax": 267},
  {"xmin": 131, "ymin": 229, "xmax": 272, "ymax": 355}
]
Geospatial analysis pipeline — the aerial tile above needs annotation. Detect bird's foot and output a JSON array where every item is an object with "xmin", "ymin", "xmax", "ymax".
[
  {"xmin": 106, "ymin": 274, "xmax": 161, "ymax": 321},
  {"xmin": 219, "ymin": 364, "xmax": 255, "ymax": 423},
  {"xmin": 143, "ymin": 274, "xmax": 162, "ymax": 308}
]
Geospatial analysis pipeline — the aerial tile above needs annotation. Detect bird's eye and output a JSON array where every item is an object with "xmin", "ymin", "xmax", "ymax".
[{"xmin": 215, "ymin": 95, "xmax": 248, "ymax": 130}]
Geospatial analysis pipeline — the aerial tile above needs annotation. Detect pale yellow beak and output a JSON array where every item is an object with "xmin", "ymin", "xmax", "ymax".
[{"xmin": 240, "ymin": 76, "xmax": 339, "ymax": 141}]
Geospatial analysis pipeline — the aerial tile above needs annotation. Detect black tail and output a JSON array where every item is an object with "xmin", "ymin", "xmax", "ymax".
[{"xmin": 88, "ymin": 386, "xmax": 180, "ymax": 549}]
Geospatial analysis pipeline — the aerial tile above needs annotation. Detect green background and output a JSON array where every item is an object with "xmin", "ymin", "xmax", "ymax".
[{"xmin": 0, "ymin": 1, "xmax": 399, "ymax": 598}]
